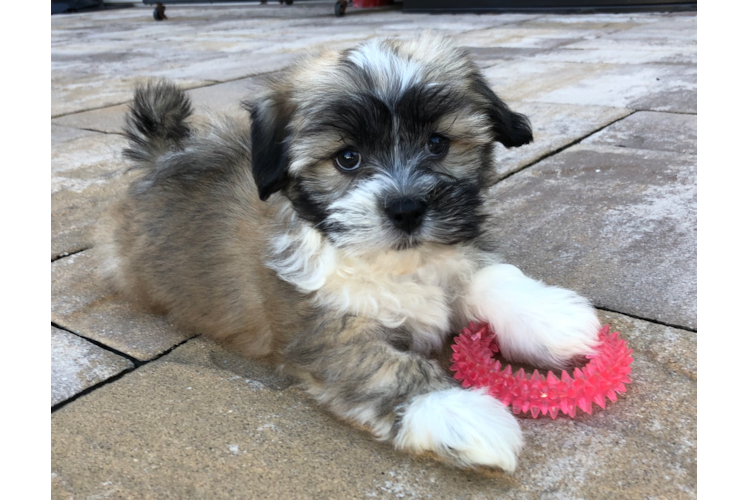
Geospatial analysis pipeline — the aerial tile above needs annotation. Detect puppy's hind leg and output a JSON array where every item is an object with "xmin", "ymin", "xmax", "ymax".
[
  {"xmin": 462, "ymin": 264, "xmax": 601, "ymax": 369},
  {"xmin": 284, "ymin": 314, "xmax": 523, "ymax": 472}
]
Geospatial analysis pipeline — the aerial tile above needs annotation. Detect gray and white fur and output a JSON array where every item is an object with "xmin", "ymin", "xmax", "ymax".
[{"xmin": 97, "ymin": 34, "xmax": 601, "ymax": 472}]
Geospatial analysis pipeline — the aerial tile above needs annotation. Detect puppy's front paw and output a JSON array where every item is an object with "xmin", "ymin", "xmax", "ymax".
[
  {"xmin": 465, "ymin": 264, "xmax": 601, "ymax": 369},
  {"xmin": 393, "ymin": 388, "xmax": 522, "ymax": 472}
]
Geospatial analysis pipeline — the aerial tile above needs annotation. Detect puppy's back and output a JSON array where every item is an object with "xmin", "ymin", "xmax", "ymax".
[{"xmin": 96, "ymin": 81, "xmax": 294, "ymax": 357}]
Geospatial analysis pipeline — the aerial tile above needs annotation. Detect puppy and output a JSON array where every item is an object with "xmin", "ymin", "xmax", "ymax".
[{"xmin": 96, "ymin": 34, "xmax": 600, "ymax": 472}]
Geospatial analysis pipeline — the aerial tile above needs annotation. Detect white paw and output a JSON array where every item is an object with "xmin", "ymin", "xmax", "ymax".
[
  {"xmin": 464, "ymin": 264, "xmax": 601, "ymax": 369},
  {"xmin": 393, "ymin": 388, "xmax": 522, "ymax": 472}
]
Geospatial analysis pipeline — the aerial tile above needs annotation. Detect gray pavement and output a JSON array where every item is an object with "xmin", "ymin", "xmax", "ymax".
[{"xmin": 51, "ymin": 4, "xmax": 697, "ymax": 499}]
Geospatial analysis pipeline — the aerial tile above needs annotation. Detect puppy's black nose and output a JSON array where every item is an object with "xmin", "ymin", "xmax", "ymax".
[{"xmin": 386, "ymin": 198, "xmax": 427, "ymax": 234}]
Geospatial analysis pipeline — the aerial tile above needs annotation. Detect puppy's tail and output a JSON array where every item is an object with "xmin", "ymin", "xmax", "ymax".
[{"xmin": 123, "ymin": 80, "xmax": 193, "ymax": 165}]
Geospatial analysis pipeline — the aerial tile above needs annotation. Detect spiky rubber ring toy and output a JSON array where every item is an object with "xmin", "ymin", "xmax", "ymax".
[{"xmin": 450, "ymin": 323, "xmax": 633, "ymax": 419}]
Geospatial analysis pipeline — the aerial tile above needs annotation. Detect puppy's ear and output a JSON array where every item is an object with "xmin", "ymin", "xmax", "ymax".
[
  {"xmin": 472, "ymin": 76, "xmax": 533, "ymax": 149},
  {"xmin": 244, "ymin": 95, "xmax": 292, "ymax": 201}
]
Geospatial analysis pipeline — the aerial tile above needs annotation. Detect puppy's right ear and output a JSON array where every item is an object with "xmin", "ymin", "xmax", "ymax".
[{"xmin": 244, "ymin": 96, "xmax": 292, "ymax": 201}]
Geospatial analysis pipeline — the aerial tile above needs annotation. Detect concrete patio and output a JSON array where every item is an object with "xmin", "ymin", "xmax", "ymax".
[{"xmin": 51, "ymin": 3, "xmax": 696, "ymax": 498}]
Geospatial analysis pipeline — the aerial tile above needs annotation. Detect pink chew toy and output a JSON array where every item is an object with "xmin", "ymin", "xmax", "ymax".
[{"xmin": 450, "ymin": 323, "xmax": 633, "ymax": 419}]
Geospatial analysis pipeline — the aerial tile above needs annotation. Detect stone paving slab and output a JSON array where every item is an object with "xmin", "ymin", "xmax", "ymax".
[
  {"xmin": 51, "ymin": 326, "xmax": 133, "ymax": 407},
  {"xmin": 50, "ymin": 6, "xmax": 697, "ymax": 499},
  {"xmin": 51, "ymin": 125, "xmax": 126, "ymax": 193},
  {"xmin": 53, "ymin": 75, "xmax": 266, "ymax": 135},
  {"xmin": 471, "ymin": 13, "xmax": 696, "ymax": 114},
  {"xmin": 527, "ymin": 45, "xmax": 696, "ymax": 65},
  {"xmin": 52, "ymin": 8, "xmax": 694, "ymax": 118},
  {"xmin": 183, "ymin": 76, "xmax": 267, "ymax": 117},
  {"xmin": 368, "ymin": 13, "xmax": 538, "ymax": 35},
  {"xmin": 52, "ymin": 6, "xmax": 379, "ymax": 116},
  {"xmin": 52, "ymin": 251, "xmax": 190, "ymax": 361},
  {"xmin": 53, "ymin": 75, "xmax": 214, "ymax": 118},
  {"xmin": 457, "ymin": 25, "xmax": 621, "ymax": 51},
  {"xmin": 456, "ymin": 13, "xmax": 681, "ymax": 62},
  {"xmin": 53, "ymin": 26, "xmax": 292, "ymax": 115},
  {"xmin": 482, "ymin": 59, "xmax": 696, "ymax": 113},
  {"xmin": 467, "ymin": 46, "xmax": 550, "ymax": 69},
  {"xmin": 52, "ymin": 175, "xmax": 131, "ymax": 260},
  {"xmin": 570, "ymin": 14, "xmax": 697, "ymax": 46},
  {"xmin": 599, "ymin": 310, "xmax": 695, "ymax": 381},
  {"xmin": 51, "ymin": 307, "xmax": 695, "ymax": 499},
  {"xmin": 493, "ymin": 102, "xmax": 631, "ymax": 179},
  {"xmin": 485, "ymin": 143, "xmax": 696, "ymax": 330},
  {"xmin": 52, "ymin": 104, "xmax": 129, "ymax": 136},
  {"xmin": 52, "ymin": 125, "xmax": 131, "ymax": 258},
  {"xmin": 584, "ymin": 110, "xmax": 697, "ymax": 155}
]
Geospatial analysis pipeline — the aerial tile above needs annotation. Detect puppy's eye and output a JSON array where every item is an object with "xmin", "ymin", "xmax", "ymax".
[
  {"xmin": 426, "ymin": 135, "xmax": 449, "ymax": 157},
  {"xmin": 334, "ymin": 148, "xmax": 361, "ymax": 171}
]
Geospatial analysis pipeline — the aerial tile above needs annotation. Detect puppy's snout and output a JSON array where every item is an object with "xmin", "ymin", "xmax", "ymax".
[{"xmin": 386, "ymin": 198, "xmax": 427, "ymax": 234}]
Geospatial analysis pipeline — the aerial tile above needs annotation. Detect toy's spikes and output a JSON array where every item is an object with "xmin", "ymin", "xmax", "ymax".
[
  {"xmin": 450, "ymin": 323, "xmax": 633, "ymax": 419},
  {"xmin": 594, "ymin": 393, "xmax": 607, "ymax": 410}
]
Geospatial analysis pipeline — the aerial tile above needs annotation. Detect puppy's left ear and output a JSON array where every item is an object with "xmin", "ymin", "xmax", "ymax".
[
  {"xmin": 472, "ymin": 76, "xmax": 533, "ymax": 149},
  {"xmin": 244, "ymin": 95, "xmax": 293, "ymax": 201}
]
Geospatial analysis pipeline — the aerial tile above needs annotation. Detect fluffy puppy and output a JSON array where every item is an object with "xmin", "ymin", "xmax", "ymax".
[{"xmin": 96, "ymin": 34, "xmax": 600, "ymax": 472}]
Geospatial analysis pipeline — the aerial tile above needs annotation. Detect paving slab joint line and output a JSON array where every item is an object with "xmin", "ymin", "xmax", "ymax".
[
  {"xmin": 51, "ymin": 69, "xmax": 283, "ymax": 120},
  {"xmin": 77, "ymin": 127, "xmax": 127, "ymax": 137},
  {"xmin": 51, "ymin": 362, "xmax": 137, "ymax": 414},
  {"xmin": 493, "ymin": 108, "xmax": 637, "ymax": 185},
  {"xmin": 594, "ymin": 305, "xmax": 696, "ymax": 333},
  {"xmin": 634, "ymin": 108, "xmax": 696, "ymax": 116},
  {"xmin": 53, "ymin": 102, "xmax": 132, "ymax": 120},
  {"xmin": 52, "ymin": 247, "xmax": 90, "ymax": 263},
  {"xmin": 457, "ymin": 15, "xmax": 544, "ymax": 36},
  {"xmin": 52, "ymin": 122, "xmax": 126, "ymax": 137},
  {"xmin": 52, "ymin": 321, "xmax": 141, "ymax": 365},
  {"xmin": 51, "ymin": 326, "xmax": 199, "ymax": 413}
]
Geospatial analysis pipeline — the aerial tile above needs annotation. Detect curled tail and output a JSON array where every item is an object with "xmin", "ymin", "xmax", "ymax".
[{"xmin": 124, "ymin": 80, "xmax": 193, "ymax": 165}]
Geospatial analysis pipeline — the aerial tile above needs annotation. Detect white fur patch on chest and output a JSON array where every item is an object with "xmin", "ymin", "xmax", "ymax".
[{"xmin": 268, "ymin": 223, "xmax": 477, "ymax": 353}]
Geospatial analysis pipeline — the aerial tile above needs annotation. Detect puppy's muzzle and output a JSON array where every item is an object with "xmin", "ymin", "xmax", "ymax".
[{"xmin": 386, "ymin": 198, "xmax": 427, "ymax": 234}]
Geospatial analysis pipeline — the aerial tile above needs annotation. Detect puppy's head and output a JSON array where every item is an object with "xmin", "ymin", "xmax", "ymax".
[{"xmin": 247, "ymin": 34, "xmax": 532, "ymax": 255}]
